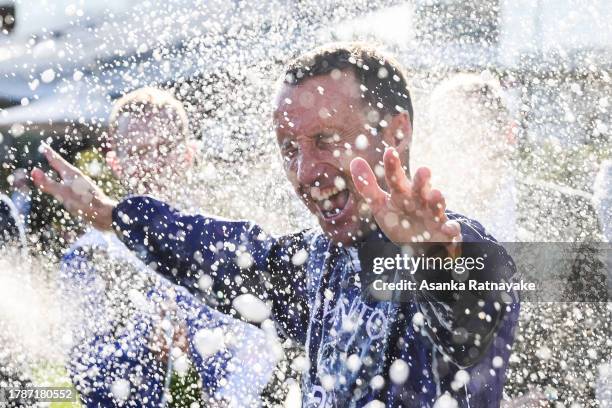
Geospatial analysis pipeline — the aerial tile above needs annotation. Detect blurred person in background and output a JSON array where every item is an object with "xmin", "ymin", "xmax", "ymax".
[
  {"xmin": 59, "ymin": 87, "xmax": 276, "ymax": 407},
  {"xmin": 8, "ymin": 168, "xmax": 32, "ymax": 227},
  {"xmin": 415, "ymin": 73, "xmax": 518, "ymax": 242},
  {"xmin": 593, "ymin": 160, "xmax": 611, "ymax": 406},
  {"xmin": 0, "ymin": 193, "xmax": 33, "ymax": 407},
  {"xmin": 33, "ymin": 43, "xmax": 519, "ymax": 408},
  {"xmin": 593, "ymin": 160, "xmax": 612, "ymax": 243},
  {"xmin": 0, "ymin": 193, "xmax": 25, "ymax": 248}
]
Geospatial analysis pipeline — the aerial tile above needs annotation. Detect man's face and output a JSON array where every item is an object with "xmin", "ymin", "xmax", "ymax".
[
  {"xmin": 274, "ymin": 70, "xmax": 392, "ymax": 244},
  {"xmin": 106, "ymin": 109, "xmax": 190, "ymax": 191}
]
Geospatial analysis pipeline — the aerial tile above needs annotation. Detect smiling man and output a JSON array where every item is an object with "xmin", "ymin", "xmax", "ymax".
[{"xmin": 32, "ymin": 43, "xmax": 519, "ymax": 407}]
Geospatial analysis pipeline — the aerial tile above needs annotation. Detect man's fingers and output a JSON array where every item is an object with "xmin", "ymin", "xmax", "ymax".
[
  {"xmin": 41, "ymin": 143, "xmax": 80, "ymax": 180},
  {"xmin": 350, "ymin": 157, "xmax": 387, "ymax": 212},
  {"xmin": 383, "ymin": 147, "xmax": 410, "ymax": 195},
  {"xmin": 426, "ymin": 189, "xmax": 447, "ymax": 221},
  {"xmin": 31, "ymin": 167, "xmax": 71, "ymax": 202},
  {"xmin": 412, "ymin": 166, "xmax": 432, "ymax": 200},
  {"xmin": 441, "ymin": 220, "xmax": 462, "ymax": 241}
]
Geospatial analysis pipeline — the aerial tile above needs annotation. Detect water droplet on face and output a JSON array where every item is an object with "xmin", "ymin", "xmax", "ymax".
[{"xmin": 355, "ymin": 134, "xmax": 369, "ymax": 150}]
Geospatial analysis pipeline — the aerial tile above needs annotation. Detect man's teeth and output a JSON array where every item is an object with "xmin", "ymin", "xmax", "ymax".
[{"xmin": 311, "ymin": 185, "xmax": 347, "ymax": 202}]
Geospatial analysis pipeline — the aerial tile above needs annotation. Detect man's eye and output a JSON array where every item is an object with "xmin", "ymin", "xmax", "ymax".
[
  {"xmin": 318, "ymin": 133, "xmax": 340, "ymax": 145},
  {"xmin": 282, "ymin": 141, "xmax": 298, "ymax": 158}
]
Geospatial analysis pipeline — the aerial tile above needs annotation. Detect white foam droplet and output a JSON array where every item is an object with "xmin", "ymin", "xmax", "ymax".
[
  {"xmin": 235, "ymin": 252, "xmax": 253, "ymax": 269},
  {"xmin": 197, "ymin": 274, "xmax": 213, "ymax": 290},
  {"xmin": 433, "ymin": 393, "xmax": 459, "ymax": 408},
  {"xmin": 370, "ymin": 374, "xmax": 385, "ymax": 390},
  {"xmin": 389, "ymin": 359, "xmax": 409, "ymax": 384},
  {"xmin": 536, "ymin": 346, "xmax": 552, "ymax": 360},
  {"xmin": 232, "ymin": 293, "xmax": 270, "ymax": 323},
  {"xmin": 333, "ymin": 176, "xmax": 347, "ymax": 191},
  {"xmin": 41, "ymin": 68, "xmax": 56, "ymax": 83},
  {"xmin": 173, "ymin": 354, "xmax": 190, "ymax": 377},
  {"xmin": 492, "ymin": 356, "xmax": 504, "ymax": 368},
  {"xmin": 346, "ymin": 354, "xmax": 362, "ymax": 372},
  {"xmin": 355, "ymin": 134, "xmax": 369, "ymax": 150},
  {"xmin": 412, "ymin": 312, "xmax": 424, "ymax": 327},
  {"xmin": 193, "ymin": 327, "xmax": 225, "ymax": 358},
  {"xmin": 291, "ymin": 249, "xmax": 309, "ymax": 266},
  {"xmin": 290, "ymin": 355, "xmax": 310, "ymax": 373},
  {"xmin": 110, "ymin": 378, "xmax": 131, "ymax": 402}
]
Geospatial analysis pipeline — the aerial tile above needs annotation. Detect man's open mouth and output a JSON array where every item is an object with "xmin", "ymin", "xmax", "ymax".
[{"xmin": 311, "ymin": 184, "xmax": 351, "ymax": 221}]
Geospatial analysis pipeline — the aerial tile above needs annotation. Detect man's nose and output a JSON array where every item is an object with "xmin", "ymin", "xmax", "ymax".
[{"xmin": 296, "ymin": 144, "xmax": 323, "ymax": 187}]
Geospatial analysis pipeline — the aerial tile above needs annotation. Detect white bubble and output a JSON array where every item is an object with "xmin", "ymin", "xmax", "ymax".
[
  {"xmin": 232, "ymin": 293, "xmax": 270, "ymax": 323},
  {"xmin": 535, "ymin": 346, "xmax": 552, "ymax": 360},
  {"xmin": 173, "ymin": 354, "xmax": 190, "ymax": 377},
  {"xmin": 364, "ymin": 400, "xmax": 385, "ymax": 408},
  {"xmin": 290, "ymin": 355, "xmax": 310, "ymax": 373},
  {"xmin": 291, "ymin": 249, "xmax": 309, "ymax": 266},
  {"xmin": 333, "ymin": 176, "xmax": 347, "ymax": 191},
  {"xmin": 197, "ymin": 274, "xmax": 213, "ymax": 290},
  {"xmin": 235, "ymin": 252, "xmax": 253, "ymax": 269},
  {"xmin": 451, "ymin": 369, "xmax": 470, "ymax": 390},
  {"xmin": 321, "ymin": 374, "xmax": 335, "ymax": 391},
  {"xmin": 384, "ymin": 212, "xmax": 398, "ymax": 228},
  {"xmin": 193, "ymin": 327, "xmax": 225, "ymax": 358},
  {"xmin": 110, "ymin": 378, "xmax": 131, "ymax": 402},
  {"xmin": 389, "ymin": 359, "xmax": 409, "ymax": 384},
  {"xmin": 492, "ymin": 356, "xmax": 504, "ymax": 368},
  {"xmin": 433, "ymin": 393, "xmax": 459, "ymax": 408},
  {"xmin": 370, "ymin": 375, "xmax": 385, "ymax": 390},
  {"xmin": 284, "ymin": 380, "xmax": 302, "ymax": 407},
  {"xmin": 355, "ymin": 134, "xmax": 369, "ymax": 150},
  {"xmin": 374, "ymin": 164, "xmax": 385, "ymax": 178},
  {"xmin": 87, "ymin": 160, "xmax": 103, "ymax": 177},
  {"xmin": 127, "ymin": 289, "xmax": 148, "ymax": 311},
  {"xmin": 346, "ymin": 354, "xmax": 362, "ymax": 372},
  {"xmin": 41, "ymin": 68, "xmax": 56, "ymax": 83},
  {"xmin": 412, "ymin": 312, "xmax": 424, "ymax": 327},
  {"xmin": 9, "ymin": 123, "xmax": 25, "ymax": 137}
]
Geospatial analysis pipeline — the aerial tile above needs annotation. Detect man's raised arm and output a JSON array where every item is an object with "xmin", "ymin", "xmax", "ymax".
[
  {"xmin": 32, "ymin": 144, "xmax": 271, "ymax": 310},
  {"xmin": 32, "ymin": 143, "xmax": 117, "ymax": 231}
]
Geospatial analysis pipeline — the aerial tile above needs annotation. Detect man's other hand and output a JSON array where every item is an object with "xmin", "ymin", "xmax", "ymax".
[
  {"xmin": 350, "ymin": 147, "xmax": 462, "ymax": 252},
  {"xmin": 31, "ymin": 143, "xmax": 117, "ymax": 231}
]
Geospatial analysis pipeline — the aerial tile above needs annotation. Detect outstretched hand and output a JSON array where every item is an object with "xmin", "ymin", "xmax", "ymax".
[
  {"xmin": 350, "ymin": 147, "xmax": 461, "ymax": 252},
  {"xmin": 31, "ymin": 143, "xmax": 117, "ymax": 231}
]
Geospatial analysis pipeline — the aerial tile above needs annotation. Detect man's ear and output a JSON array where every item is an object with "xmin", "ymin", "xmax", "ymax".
[{"xmin": 382, "ymin": 111, "xmax": 412, "ymax": 161}]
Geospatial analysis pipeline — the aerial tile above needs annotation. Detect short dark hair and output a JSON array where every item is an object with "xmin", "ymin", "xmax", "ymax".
[{"xmin": 283, "ymin": 42, "xmax": 413, "ymax": 127}]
